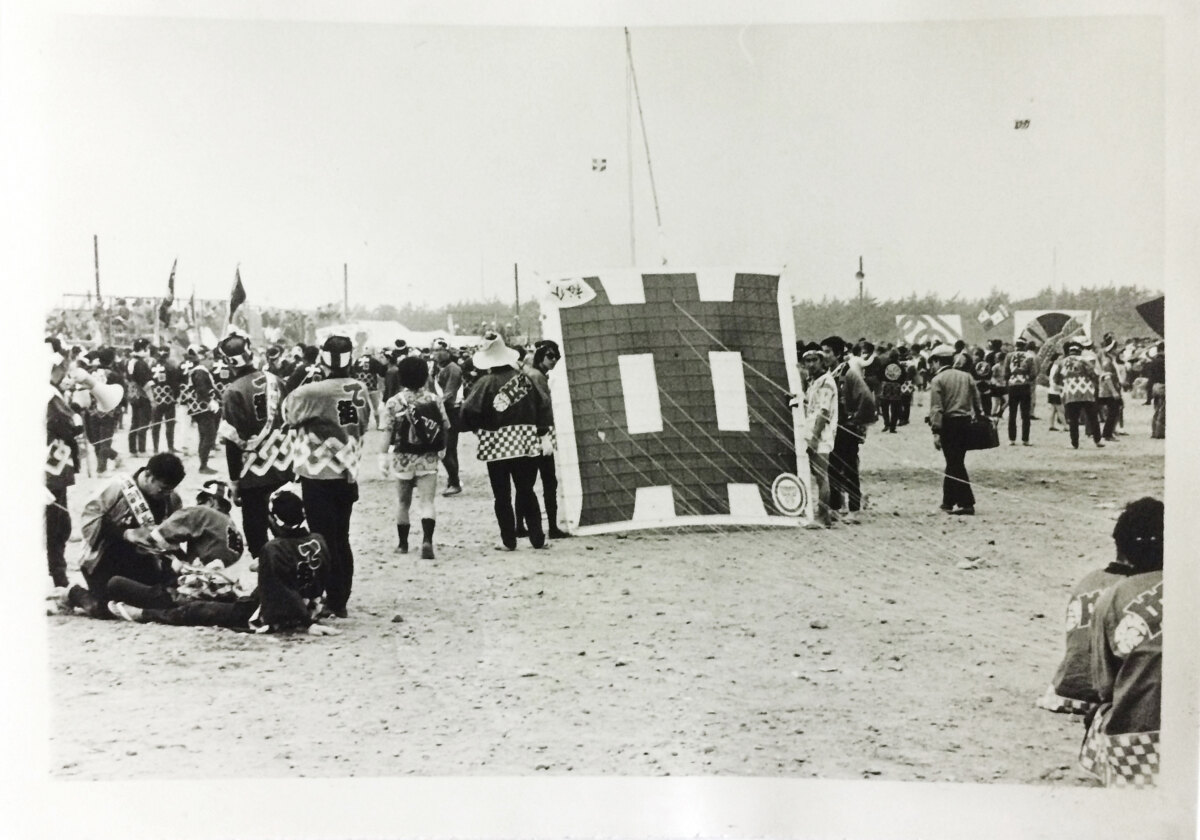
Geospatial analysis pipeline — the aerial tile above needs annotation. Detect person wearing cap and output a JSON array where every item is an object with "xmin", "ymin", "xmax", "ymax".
[
  {"xmin": 282, "ymin": 334, "xmax": 371, "ymax": 617},
  {"xmin": 798, "ymin": 344, "xmax": 838, "ymax": 528},
  {"xmin": 179, "ymin": 344, "xmax": 222, "ymax": 474},
  {"xmin": 1002, "ymin": 338, "xmax": 1037, "ymax": 446},
  {"xmin": 147, "ymin": 344, "xmax": 182, "ymax": 454},
  {"xmin": 518, "ymin": 339, "xmax": 569, "ymax": 538},
  {"xmin": 430, "ymin": 338, "xmax": 464, "ymax": 496},
  {"xmin": 1059, "ymin": 340, "xmax": 1104, "ymax": 449},
  {"xmin": 927, "ymin": 343, "xmax": 982, "ymax": 515},
  {"xmin": 108, "ymin": 488, "xmax": 339, "ymax": 636},
  {"xmin": 64, "ymin": 452, "xmax": 186, "ymax": 618},
  {"xmin": 124, "ymin": 337, "xmax": 155, "ymax": 458},
  {"xmin": 218, "ymin": 332, "xmax": 294, "ymax": 559},
  {"xmin": 460, "ymin": 331, "xmax": 553, "ymax": 550},
  {"xmin": 820, "ymin": 335, "xmax": 875, "ymax": 525}
]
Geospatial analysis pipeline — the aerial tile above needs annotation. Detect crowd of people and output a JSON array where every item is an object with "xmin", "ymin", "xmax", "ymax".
[
  {"xmin": 794, "ymin": 332, "xmax": 1165, "ymax": 525},
  {"xmin": 44, "ymin": 326, "xmax": 567, "ymax": 629},
  {"xmin": 44, "ymin": 319, "xmax": 1165, "ymax": 786}
]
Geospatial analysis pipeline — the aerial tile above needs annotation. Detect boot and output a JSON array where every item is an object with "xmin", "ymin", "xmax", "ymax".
[
  {"xmin": 546, "ymin": 499, "xmax": 569, "ymax": 539},
  {"xmin": 396, "ymin": 523, "xmax": 409, "ymax": 553},
  {"xmin": 420, "ymin": 518, "xmax": 435, "ymax": 560}
]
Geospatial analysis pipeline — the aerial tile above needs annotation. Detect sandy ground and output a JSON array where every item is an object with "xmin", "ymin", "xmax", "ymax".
[{"xmin": 46, "ymin": 393, "xmax": 1164, "ymax": 783}]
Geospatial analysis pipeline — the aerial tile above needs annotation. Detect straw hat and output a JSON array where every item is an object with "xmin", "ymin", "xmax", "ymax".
[{"xmin": 471, "ymin": 331, "xmax": 519, "ymax": 370}]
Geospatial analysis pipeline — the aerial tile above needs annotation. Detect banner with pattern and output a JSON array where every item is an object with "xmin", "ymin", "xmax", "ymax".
[{"xmin": 894, "ymin": 314, "xmax": 963, "ymax": 346}]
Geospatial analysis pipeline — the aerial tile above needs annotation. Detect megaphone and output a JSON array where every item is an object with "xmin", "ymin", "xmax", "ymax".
[
  {"xmin": 68, "ymin": 367, "xmax": 124, "ymax": 413},
  {"xmin": 92, "ymin": 382, "xmax": 124, "ymax": 413}
]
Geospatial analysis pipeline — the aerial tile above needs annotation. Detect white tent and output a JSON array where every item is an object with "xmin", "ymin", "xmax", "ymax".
[{"xmin": 314, "ymin": 320, "xmax": 481, "ymax": 351}]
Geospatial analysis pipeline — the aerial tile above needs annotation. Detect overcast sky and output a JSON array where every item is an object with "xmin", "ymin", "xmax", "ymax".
[{"xmin": 26, "ymin": 8, "xmax": 1165, "ymax": 310}]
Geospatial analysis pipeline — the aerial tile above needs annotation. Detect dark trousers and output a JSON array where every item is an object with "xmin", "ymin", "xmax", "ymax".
[
  {"xmin": 487, "ymin": 457, "xmax": 543, "ymax": 548},
  {"xmin": 128, "ymin": 397, "xmax": 151, "ymax": 455},
  {"xmin": 150, "ymin": 403, "xmax": 177, "ymax": 452},
  {"xmin": 980, "ymin": 391, "xmax": 993, "ymax": 417},
  {"xmin": 1098, "ymin": 397, "xmax": 1121, "ymax": 440},
  {"xmin": 1007, "ymin": 384, "xmax": 1031, "ymax": 443},
  {"xmin": 107, "ymin": 576, "xmax": 176, "ymax": 609},
  {"xmin": 899, "ymin": 393, "xmax": 912, "ymax": 425},
  {"xmin": 442, "ymin": 405, "xmax": 461, "ymax": 488},
  {"xmin": 239, "ymin": 482, "xmax": 284, "ymax": 558},
  {"xmin": 194, "ymin": 410, "xmax": 219, "ymax": 467},
  {"xmin": 87, "ymin": 412, "xmax": 119, "ymax": 472},
  {"xmin": 516, "ymin": 454, "xmax": 559, "ymax": 532},
  {"xmin": 144, "ymin": 599, "xmax": 256, "ymax": 629},
  {"xmin": 880, "ymin": 400, "xmax": 901, "ymax": 431},
  {"xmin": 1065, "ymin": 401, "xmax": 1101, "ymax": 447},
  {"xmin": 45, "ymin": 487, "xmax": 71, "ymax": 587},
  {"xmin": 300, "ymin": 478, "xmax": 358, "ymax": 613},
  {"xmin": 940, "ymin": 415, "xmax": 975, "ymax": 510},
  {"xmin": 78, "ymin": 542, "xmax": 170, "ymax": 618},
  {"xmin": 828, "ymin": 426, "xmax": 862, "ymax": 513}
]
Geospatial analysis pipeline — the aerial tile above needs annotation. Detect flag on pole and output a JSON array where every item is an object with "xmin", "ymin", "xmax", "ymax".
[
  {"xmin": 592, "ymin": 158, "xmax": 607, "ymax": 171},
  {"xmin": 229, "ymin": 267, "xmax": 246, "ymax": 320},
  {"xmin": 992, "ymin": 304, "xmax": 1011, "ymax": 324},
  {"xmin": 977, "ymin": 308, "xmax": 994, "ymax": 330},
  {"xmin": 158, "ymin": 258, "xmax": 177, "ymax": 328}
]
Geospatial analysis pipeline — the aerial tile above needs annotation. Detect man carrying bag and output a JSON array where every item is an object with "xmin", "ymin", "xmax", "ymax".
[{"xmin": 928, "ymin": 344, "xmax": 984, "ymax": 516}]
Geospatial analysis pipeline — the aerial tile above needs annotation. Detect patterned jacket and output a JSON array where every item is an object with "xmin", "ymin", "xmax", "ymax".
[
  {"xmin": 460, "ymin": 367, "xmax": 551, "ymax": 462},
  {"xmin": 46, "ymin": 387, "xmax": 80, "ymax": 493},
  {"xmin": 219, "ymin": 368, "xmax": 294, "ymax": 488},
  {"xmin": 282, "ymin": 375, "xmax": 371, "ymax": 481},
  {"xmin": 1059, "ymin": 355, "xmax": 1099, "ymax": 404},
  {"xmin": 1004, "ymin": 350, "xmax": 1037, "ymax": 387}
]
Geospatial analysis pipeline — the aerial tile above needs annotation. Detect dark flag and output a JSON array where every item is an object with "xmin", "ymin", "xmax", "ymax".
[
  {"xmin": 230, "ymin": 267, "xmax": 247, "ymax": 319},
  {"xmin": 1136, "ymin": 296, "xmax": 1164, "ymax": 337},
  {"xmin": 158, "ymin": 258, "xmax": 177, "ymax": 328}
]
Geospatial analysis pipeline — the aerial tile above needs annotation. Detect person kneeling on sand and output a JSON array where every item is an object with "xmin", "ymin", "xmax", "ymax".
[
  {"xmin": 65, "ymin": 452, "xmax": 185, "ymax": 619},
  {"xmin": 108, "ymin": 488, "xmax": 339, "ymax": 636},
  {"xmin": 100, "ymin": 479, "xmax": 247, "ymax": 612}
]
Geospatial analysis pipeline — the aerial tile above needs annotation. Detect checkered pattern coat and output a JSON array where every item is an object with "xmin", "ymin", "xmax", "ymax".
[{"xmin": 461, "ymin": 367, "xmax": 551, "ymax": 463}]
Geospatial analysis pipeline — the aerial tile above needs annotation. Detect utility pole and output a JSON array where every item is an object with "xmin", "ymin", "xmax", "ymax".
[
  {"xmin": 94, "ymin": 234, "xmax": 111, "ymax": 340},
  {"xmin": 513, "ymin": 263, "xmax": 521, "ymax": 334},
  {"xmin": 343, "ymin": 263, "xmax": 348, "ymax": 320},
  {"xmin": 856, "ymin": 256, "xmax": 865, "ymax": 302}
]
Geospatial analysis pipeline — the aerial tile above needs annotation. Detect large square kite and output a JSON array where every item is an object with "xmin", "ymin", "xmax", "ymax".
[{"xmin": 539, "ymin": 268, "xmax": 810, "ymax": 535}]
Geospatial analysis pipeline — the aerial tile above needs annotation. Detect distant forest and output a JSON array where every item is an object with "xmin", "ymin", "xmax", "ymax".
[{"xmin": 352, "ymin": 284, "xmax": 1163, "ymax": 345}]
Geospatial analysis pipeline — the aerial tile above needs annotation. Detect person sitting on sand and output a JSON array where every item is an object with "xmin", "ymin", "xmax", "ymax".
[
  {"xmin": 1079, "ymin": 496, "xmax": 1164, "ymax": 787},
  {"xmin": 100, "ymin": 479, "xmax": 247, "ymax": 612},
  {"xmin": 1036, "ymin": 497, "xmax": 1163, "ymax": 718},
  {"xmin": 108, "ymin": 488, "xmax": 339, "ymax": 636},
  {"xmin": 65, "ymin": 452, "xmax": 185, "ymax": 618}
]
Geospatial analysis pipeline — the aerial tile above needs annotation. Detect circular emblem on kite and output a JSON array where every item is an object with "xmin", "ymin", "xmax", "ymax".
[{"xmin": 771, "ymin": 473, "xmax": 808, "ymax": 517}]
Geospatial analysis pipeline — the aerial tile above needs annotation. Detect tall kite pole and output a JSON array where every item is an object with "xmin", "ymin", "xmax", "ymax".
[{"xmin": 624, "ymin": 27, "xmax": 666, "ymax": 265}]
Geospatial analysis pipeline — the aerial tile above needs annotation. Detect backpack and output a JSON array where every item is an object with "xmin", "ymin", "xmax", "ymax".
[{"xmin": 391, "ymin": 397, "xmax": 446, "ymax": 454}]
